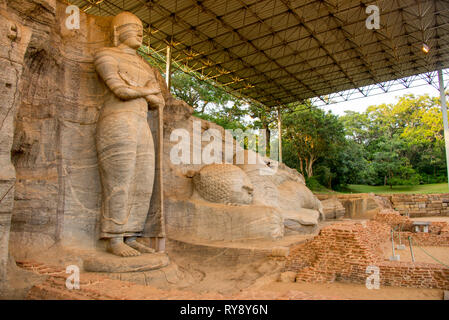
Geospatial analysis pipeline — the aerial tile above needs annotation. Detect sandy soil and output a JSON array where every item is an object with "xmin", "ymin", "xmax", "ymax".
[
  {"xmin": 260, "ymin": 281, "xmax": 445, "ymax": 300},
  {"xmin": 383, "ymin": 245, "xmax": 449, "ymax": 265},
  {"xmin": 6, "ymin": 217, "xmax": 447, "ymax": 300},
  {"xmin": 386, "ymin": 216, "xmax": 449, "ymax": 265},
  {"xmin": 412, "ymin": 217, "xmax": 449, "ymax": 223},
  {"xmin": 258, "ymin": 216, "xmax": 448, "ymax": 300}
]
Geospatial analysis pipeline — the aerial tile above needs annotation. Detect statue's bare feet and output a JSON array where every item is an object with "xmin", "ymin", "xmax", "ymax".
[
  {"xmin": 108, "ymin": 238, "xmax": 141, "ymax": 257},
  {"xmin": 125, "ymin": 237, "xmax": 155, "ymax": 253}
]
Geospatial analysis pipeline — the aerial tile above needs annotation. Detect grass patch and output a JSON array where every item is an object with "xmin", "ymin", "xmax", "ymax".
[
  {"xmin": 305, "ymin": 177, "xmax": 337, "ymax": 194},
  {"xmin": 343, "ymin": 183, "xmax": 449, "ymax": 194}
]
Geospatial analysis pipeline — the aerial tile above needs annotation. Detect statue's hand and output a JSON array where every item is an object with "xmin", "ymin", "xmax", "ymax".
[
  {"xmin": 138, "ymin": 87, "xmax": 160, "ymax": 97},
  {"xmin": 145, "ymin": 94, "xmax": 165, "ymax": 110},
  {"xmin": 114, "ymin": 86, "xmax": 160, "ymax": 100}
]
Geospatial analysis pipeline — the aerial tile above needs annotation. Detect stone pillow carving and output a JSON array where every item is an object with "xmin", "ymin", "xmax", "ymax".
[{"xmin": 192, "ymin": 164, "xmax": 254, "ymax": 205}]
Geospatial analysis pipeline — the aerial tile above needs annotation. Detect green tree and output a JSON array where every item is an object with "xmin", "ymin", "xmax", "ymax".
[
  {"xmin": 340, "ymin": 93, "xmax": 447, "ymax": 187},
  {"xmin": 282, "ymin": 105, "xmax": 345, "ymax": 178},
  {"xmin": 170, "ymin": 71, "xmax": 236, "ymax": 114},
  {"xmin": 247, "ymin": 104, "xmax": 279, "ymax": 156}
]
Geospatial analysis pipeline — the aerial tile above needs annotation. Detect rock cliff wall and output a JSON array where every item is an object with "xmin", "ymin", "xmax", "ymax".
[
  {"xmin": 8, "ymin": 0, "xmax": 111, "ymax": 254},
  {"xmin": 1, "ymin": 0, "xmax": 321, "ymax": 269},
  {"xmin": 0, "ymin": 0, "xmax": 33, "ymax": 290}
]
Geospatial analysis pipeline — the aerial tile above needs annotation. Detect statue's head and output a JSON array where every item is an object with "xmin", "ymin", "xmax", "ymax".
[{"xmin": 112, "ymin": 12, "xmax": 143, "ymax": 49}]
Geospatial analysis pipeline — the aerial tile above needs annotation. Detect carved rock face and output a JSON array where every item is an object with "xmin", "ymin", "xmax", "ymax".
[
  {"xmin": 193, "ymin": 164, "xmax": 254, "ymax": 205},
  {"xmin": 112, "ymin": 12, "xmax": 143, "ymax": 48}
]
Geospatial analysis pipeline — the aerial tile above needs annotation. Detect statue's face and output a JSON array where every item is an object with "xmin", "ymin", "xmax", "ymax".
[
  {"xmin": 229, "ymin": 175, "xmax": 254, "ymax": 205},
  {"xmin": 118, "ymin": 24, "xmax": 143, "ymax": 49}
]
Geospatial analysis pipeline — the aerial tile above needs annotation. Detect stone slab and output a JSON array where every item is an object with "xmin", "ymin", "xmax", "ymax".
[
  {"xmin": 389, "ymin": 254, "xmax": 400, "ymax": 261},
  {"xmin": 165, "ymin": 198, "xmax": 284, "ymax": 241},
  {"xmin": 83, "ymin": 252, "xmax": 169, "ymax": 273},
  {"xmin": 93, "ymin": 263, "xmax": 182, "ymax": 287},
  {"xmin": 412, "ymin": 221, "xmax": 431, "ymax": 226},
  {"xmin": 167, "ymin": 234, "xmax": 312, "ymax": 266}
]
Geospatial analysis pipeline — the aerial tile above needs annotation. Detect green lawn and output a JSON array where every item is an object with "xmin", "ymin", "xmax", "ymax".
[{"xmin": 343, "ymin": 183, "xmax": 449, "ymax": 194}]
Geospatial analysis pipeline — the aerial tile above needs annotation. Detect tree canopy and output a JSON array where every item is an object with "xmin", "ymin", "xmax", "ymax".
[{"xmin": 154, "ymin": 59, "xmax": 448, "ymax": 191}]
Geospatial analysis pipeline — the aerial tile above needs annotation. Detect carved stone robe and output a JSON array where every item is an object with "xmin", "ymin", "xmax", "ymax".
[{"xmin": 94, "ymin": 47, "xmax": 162, "ymax": 238}]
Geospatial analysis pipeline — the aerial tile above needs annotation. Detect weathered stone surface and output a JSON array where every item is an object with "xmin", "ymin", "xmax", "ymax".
[
  {"xmin": 282, "ymin": 208, "xmax": 320, "ymax": 235},
  {"xmin": 83, "ymin": 252, "xmax": 169, "ymax": 273},
  {"xmin": 2, "ymin": 0, "xmax": 324, "ymax": 292},
  {"xmin": 278, "ymin": 181, "xmax": 320, "ymax": 212},
  {"xmin": 165, "ymin": 198, "xmax": 284, "ymax": 241},
  {"xmin": 0, "ymin": 2, "xmax": 32, "ymax": 290},
  {"xmin": 233, "ymin": 150, "xmax": 279, "ymax": 208},
  {"xmin": 166, "ymin": 149, "xmax": 322, "ymax": 241},
  {"xmin": 6, "ymin": 4, "xmax": 169, "ymax": 254},
  {"xmin": 279, "ymin": 271, "xmax": 296, "ymax": 283},
  {"xmin": 10, "ymin": 1, "xmax": 112, "ymax": 253},
  {"xmin": 318, "ymin": 192, "xmax": 449, "ymax": 219},
  {"xmin": 0, "ymin": 215, "xmax": 12, "ymax": 290},
  {"xmin": 93, "ymin": 11, "xmax": 165, "ymax": 257},
  {"xmin": 385, "ymin": 193, "xmax": 449, "ymax": 217},
  {"xmin": 317, "ymin": 193, "xmax": 391, "ymax": 219},
  {"xmin": 270, "ymin": 246, "xmax": 289, "ymax": 257},
  {"xmin": 321, "ymin": 197, "xmax": 346, "ymax": 220},
  {"xmin": 163, "ymin": 121, "xmax": 322, "ymax": 241}
]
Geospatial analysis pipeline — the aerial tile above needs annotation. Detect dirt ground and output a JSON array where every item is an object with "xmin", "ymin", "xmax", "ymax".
[
  {"xmin": 259, "ymin": 216, "xmax": 449, "ymax": 300},
  {"xmin": 149, "ymin": 242, "xmax": 449, "ymax": 300},
  {"xmin": 412, "ymin": 217, "xmax": 449, "ymax": 223},
  {"xmin": 7, "ymin": 254, "xmax": 445, "ymax": 300},
  {"xmin": 389, "ymin": 216, "xmax": 449, "ymax": 265},
  {"xmin": 260, "ymin": 280, "xmax": 445, "ymax": 300},
  {"xmin": 383, "ymin": 245, "xmax": 449, "ymax": 265},
  {"xmin": 4, "ymin": 217, "xmax": 448, "ymax": 300}
]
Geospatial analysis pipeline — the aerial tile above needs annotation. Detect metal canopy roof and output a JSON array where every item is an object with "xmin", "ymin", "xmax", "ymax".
[{"xmin": 71, "ymin": 0, "xmax": 449, "ymax": 107}]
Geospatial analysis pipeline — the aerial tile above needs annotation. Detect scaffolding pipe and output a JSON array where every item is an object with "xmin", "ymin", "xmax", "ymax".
[
  {"xmin": 165, "ymin": 45, "xmax": 172, "ymax": 91},
  {"xmin": 278, "ymin": 106, "xmax": 282, "ymax": 163},
  {"xmin": 408, "ymin": 236, "xmax": 415, "ymax": 262},
  {"xmin": 438, "ymin": 69, "xmax": 449, "ymax": 190},
  {"xmin": 391, "ymin": 229, "xmax": 396, "ymax": 257}
]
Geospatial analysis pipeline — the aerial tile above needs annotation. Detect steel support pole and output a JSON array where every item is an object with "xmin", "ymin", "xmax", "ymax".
[
  {"xmin": 391, "ymin": 229, "xmax": 396, "ymax": 257},
  {"xmin": 165, "ymin": 45, "xmax": 172, "ymax": 91},
  {"xmin": 438, "ymin": 69, "xmax": 449, "ymax": 190},
  {"xmin": 278, "ymin": 106, "xmax": 282, "ymax": 163},
  {"xmin": 408, "ymin": 236, "xmax": 415, "ymax": 262}
]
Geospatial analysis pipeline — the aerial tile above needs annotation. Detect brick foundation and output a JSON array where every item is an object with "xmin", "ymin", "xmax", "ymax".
[
  {"xmin": 374, "ymin": 209, "xmax": 449, "ymax": 246},
  {"xmin": 18, "ymin": 261, "xmax": 338, "ymax": 300},
  {"xmin": 285, "ymin": 213, "xmax": 449, "ymax": 289},
  {"xmin": 385, "ymin": 194, "xmax": 449, "ymax": 217},
  {"xmin": 316, "ymin": 193, "xmax": 449, "ymax": 218},
  {"xmin": 393, "ymin": 231, "xmax": 449, "ymax": 247}
]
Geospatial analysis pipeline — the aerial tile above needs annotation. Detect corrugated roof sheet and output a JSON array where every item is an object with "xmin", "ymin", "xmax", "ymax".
[{"xmin": 71, "ymin": 0, "xmax": 449, "ymax": 107}]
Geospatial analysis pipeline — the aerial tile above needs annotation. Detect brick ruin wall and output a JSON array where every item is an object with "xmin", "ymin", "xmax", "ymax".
[
  {"xmin": 285, "ymin": 215, "xmax": 449, "ymax": 289},
  {"xmin": 374, "ymin": 209, "xmax": 449, "ymax": 247},
  {"xmin": 18, "ymin": 261, "xmax": 338, "ymax": 300},
  {"xmin": 383, "ymin": 194, "xmax": 449, "ymax": 217},
  {"xmin": 316, "ymin": 193, "xmax": 449, "ymax": 218}
]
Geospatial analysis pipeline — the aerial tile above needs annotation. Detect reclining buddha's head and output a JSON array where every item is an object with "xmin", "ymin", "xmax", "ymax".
[{"xmin": 112, "ymin": 12, "xmax": 143, "ymax": 49}]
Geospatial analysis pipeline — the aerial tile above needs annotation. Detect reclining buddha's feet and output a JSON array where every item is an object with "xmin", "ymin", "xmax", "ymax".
[
  {"xmin": 108, "ymin": 238, "xmax": 141, "ymax": 257},
  {"xmin": 125, "ymin": 237, "xmax": 155, "ymax": 253}
]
